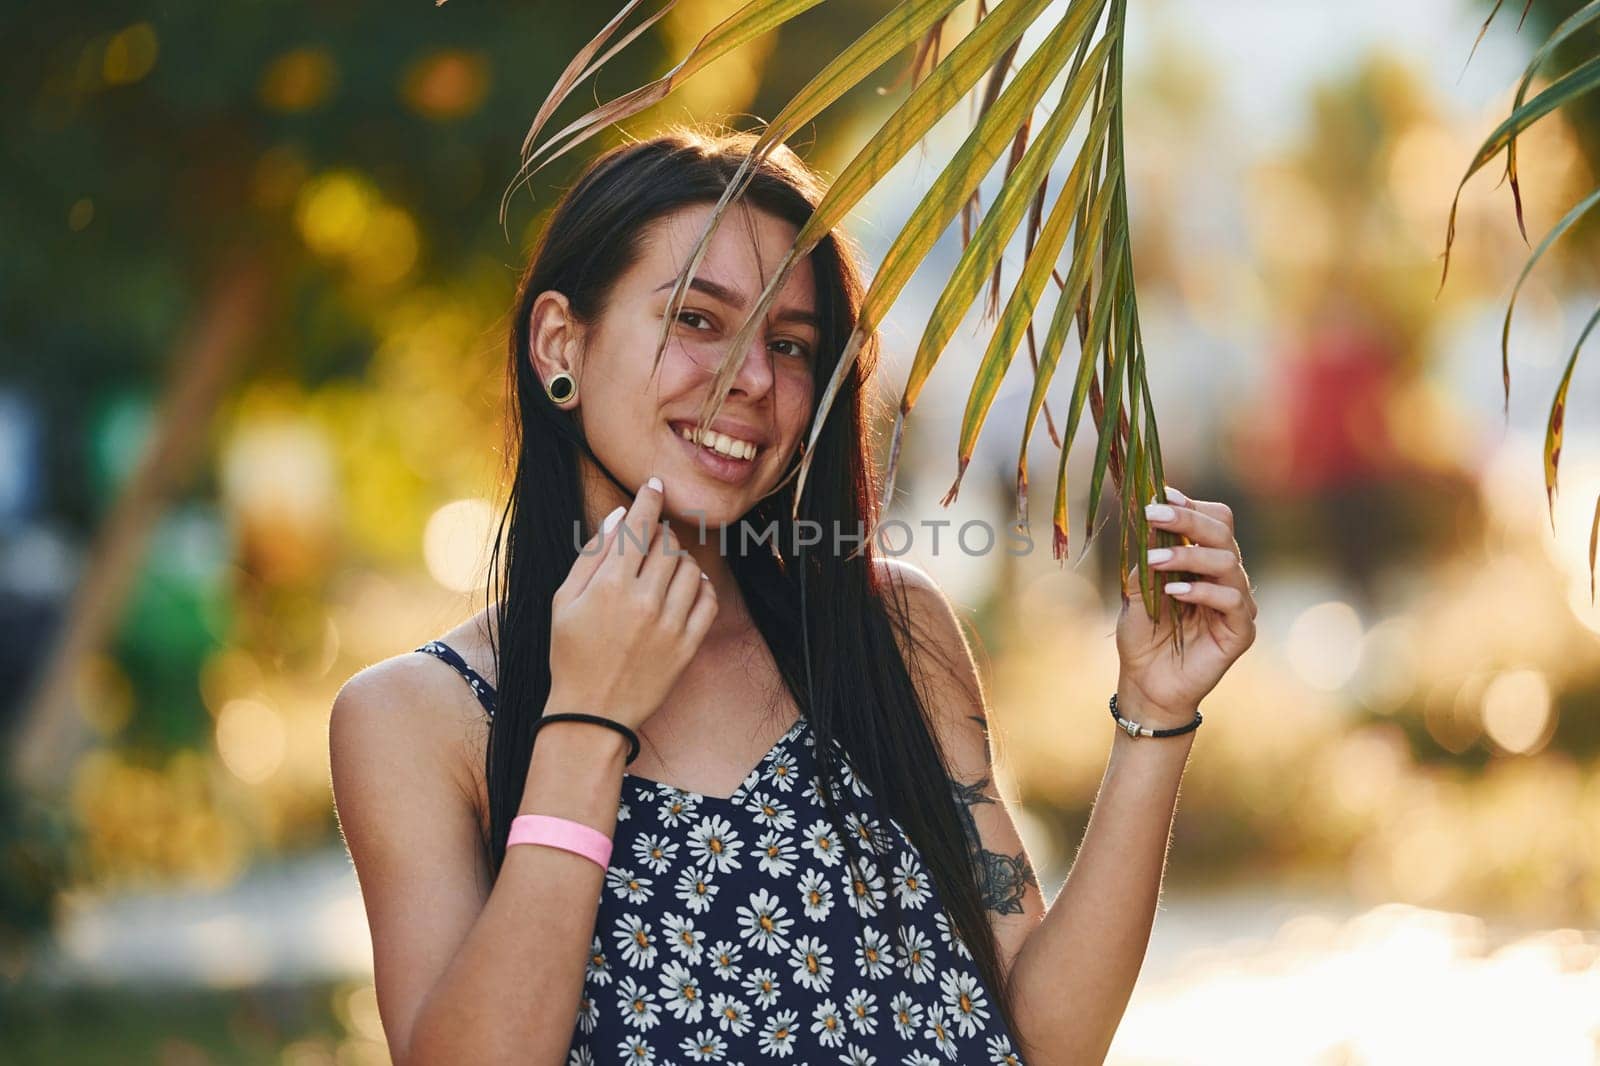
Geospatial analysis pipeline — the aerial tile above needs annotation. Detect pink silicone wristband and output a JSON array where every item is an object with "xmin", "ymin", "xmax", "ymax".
[{"xmin": 507, "ymin": 814, "xmax": 613, "ymax": 869}]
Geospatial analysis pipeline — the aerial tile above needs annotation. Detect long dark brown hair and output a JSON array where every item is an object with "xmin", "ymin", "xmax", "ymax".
[{"xmin": 481, "ymin": 123, "xmax": 1020, "ymax": 1037}]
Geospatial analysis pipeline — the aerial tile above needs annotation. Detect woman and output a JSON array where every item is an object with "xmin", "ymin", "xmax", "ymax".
[{"xmin": 329, "ymin": 126, "xmax": 1257, "ymax": 1066}]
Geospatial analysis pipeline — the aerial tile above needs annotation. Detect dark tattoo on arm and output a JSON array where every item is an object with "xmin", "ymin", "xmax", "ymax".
[{"xmin": 950, "ymin": 746, "xmax": 1037, "ymax": 916}]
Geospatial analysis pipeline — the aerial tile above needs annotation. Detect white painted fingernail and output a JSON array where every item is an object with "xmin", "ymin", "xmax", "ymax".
[
  {"xmin": 646, "ymin": 475, "xmax": 663, "ymax": 493},
  {"xmin": 1164, "ymin": 486, "xmax": 1189, "ymax": 505},
  {"xmin": 1146, "ymin": 503, "xmax": 1176, "ymax": 521},
  {"xmin": 700, "ymin": 572, "xmax": 709, "ymax": 580},
  {"xmin": 1147, "ymin": 547, "xmax": 1173, "ymax": 564},
  {"xmin": 602, "ymin": 505, "xmax": 625, "ymax": 534}
]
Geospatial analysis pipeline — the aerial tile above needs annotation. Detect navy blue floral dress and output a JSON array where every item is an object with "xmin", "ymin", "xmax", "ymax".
[{"xmin": 417, "ymin": 640, "xmax": 1026, "ymax": 1066}]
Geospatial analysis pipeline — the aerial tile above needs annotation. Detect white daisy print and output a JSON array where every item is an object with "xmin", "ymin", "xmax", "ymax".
[
  {"xmin": 889, "ymin": 989, "xmax": 924, "ymax": 1040},
  {"xmin": 615, "ymin": 799, "xmax": 631, "ymax": 823},
  {"xmin": 662, "ymin": 912, "xmax": 706, "ymax": 964},
  {"xmin": 892, "ymin": 851, "xmax": 932, "ymax": 910},
  {"xmin": 843, "ymin": 855, "xmax": 888, "ymax": 918},
  {"xmin": 606, "ymin": 866, "xmax": 653, "ymax": 905},
  {"xmin": 658, "ymin": 790, "xmax": 701, "ymax": 828},
  {"xmin": 708, "ymin": 991, "xmax": 755, "ymax": 1037},
  {"xmin": 811, "ymin": 999, "xmax": 848, "ymax": 1048},
  {"xmin": 614, "ymin": 915, "xmax": 658, "ymax": 969},
  {"xmin": 744, "ymin": 966, "xmax": 782, "ymax": 1008},
  {"xmin": 902, "ymin": 1052, "xmax": 941, "ymax": 1066},
  {"xmin": 923, "ymin": 1003, "xmax": 958, "ymax": 1060},
  {"xmin": 939, "ymin": 968, "xmax": 991, "ymax": 1038},
  {"xmin": 688, "ymin": 813, "xmax": 744, "ymax": 874},
  {"xmin": 797, "ymin": 868, "xmax": 834, "ymax": 920},
  {"xmin": 680, "ymin": 1027, "xmax": 727, "ymax": 1062},
  {"xmin": 839, "ymin": 1045, "xmax": 877, "ymax": 1066},
  {"xmin": 764, "ymin": 750, "xmax": 800, "ymax": 791},
  {"xmin": 802, "ymin": 818, "xmax": 844, "ymax": 867},
  {"xmin": 575, "ymin": 993, "xmax": 598, "ymax": 1034},
  {"xmin": 744, "ymin": 789, "xmax": 797, "ymax": 832},
  {"xmin": 843, "ymin": 988, "xmax": 878, "ymax": 1035},
  {"xmin": 987, "ymin": 1033, "xmax": 1023, "ymax": 1065},
  {"xmin": 755, "ymin": 829, "xmax": 799, "ymax": 878},
  {"xmin": 854, "ymin": 926, "xmax": 894, "ymax": 980},
  {"xmin": 675, "ymin": 866, "xmax": 720, "ymax": 915},
  {"xmin": 633, "ymin": 832, "xmax": 679, "ymax": 874},
  {"xmin": 789, "ymin": 933, "xmax": 834, "ymax": 994},
  {"xmin": 566, "ymin": 1047, "xmax": 594, "ymax": 1066},
  {"xmin": 737, "ymin": 887, "xmax": 794, "ymax": 955},
  {"xmin": 706, "ymin": 938, "xmax": 744, "ymax": 981},
  {"xmin": 584, "ymin": 934, "xmax": 613, "ymax": 987},
  {"xmin": 617, "ymin": 1034, "xmax": 654, "ymax": 1064},
  {"xmin": 837, "ymin": 758, "xmax": 865, "ymax": 797},
  {"xmin": 758, "ymin": 1009, "xmax": 800, "ymax": 1058},
  {"xmin": 933, "ymin": 911, "xmax": 973, "ymax": 961},
  {"xmin": 658, "ymin": 959, "xmax": 706, "ymax": 1024},
  {"xmin": 896, "ymin": 925, "xmax": 937, "ymax": 984},
  {"xmin": 616, "ymin": 976, "xmax": 661, "ymax": 1031},
  {"xmin": 844, "ymin": 812, "xmax": 889, "ymax": 856}
]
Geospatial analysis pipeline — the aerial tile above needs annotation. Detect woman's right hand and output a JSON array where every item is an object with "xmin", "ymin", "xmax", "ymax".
[{"xmin": 548, "ymin": 475, "xmax": 719, "ymax": 731}]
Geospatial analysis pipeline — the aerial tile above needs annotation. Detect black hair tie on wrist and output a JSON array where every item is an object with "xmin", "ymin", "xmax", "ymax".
[
  {"xmin": 531, "ymin": 712, "xmax": 642, "ymax": 764},
  {"xmin": 1109, "ymin": 692, "xmax": 1203, "ymax": 738}
]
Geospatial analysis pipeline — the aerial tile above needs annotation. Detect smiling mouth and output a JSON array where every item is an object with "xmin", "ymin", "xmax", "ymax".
[{"xmin": 669, "ymin": 421, "xmax": 766, "ymax": 463}]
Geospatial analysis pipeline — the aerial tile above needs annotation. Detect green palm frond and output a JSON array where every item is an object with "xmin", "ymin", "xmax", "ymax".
[
  {"xmin": 518, "ymin": 0, "xmax": 1190, "ymax": 640},
  {"xmin": 1451, "ymin": 0, "xmax": 1600, "ymax": 600}
]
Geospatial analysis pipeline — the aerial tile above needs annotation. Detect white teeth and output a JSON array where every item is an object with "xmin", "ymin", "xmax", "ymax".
[{"xmin": 676, "ymin": 425, "xmax": 757, "ymax": 460}]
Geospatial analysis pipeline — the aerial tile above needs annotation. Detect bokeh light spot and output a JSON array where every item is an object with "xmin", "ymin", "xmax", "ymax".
[
  {"xmin": 215, "ymin": 699, "xmax": 287, "ymax": 784},
  {"xmin": 423, "ymin": 498, "xmax": 496, "ymax": 593},
  {"xmin": 1480, "ymin": 669, "xmax": 1554, "ymax": 755}
]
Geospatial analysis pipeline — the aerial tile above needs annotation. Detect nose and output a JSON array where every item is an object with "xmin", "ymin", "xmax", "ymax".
[{"xmin": 723, "ymin": 331, "xmax": 777, "ymax": 399}]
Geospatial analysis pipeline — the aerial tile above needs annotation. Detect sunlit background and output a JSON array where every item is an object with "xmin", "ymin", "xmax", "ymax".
[{"xmin": 3, "ymin": 0, "xmax": 1599, "ymax": 1062}]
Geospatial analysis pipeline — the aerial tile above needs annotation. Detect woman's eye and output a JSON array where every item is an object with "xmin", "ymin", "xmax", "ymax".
[
  {"xmin": 677, "ymin": 310, "xmax": 711, "ymax": 330},
  {"xmin": 773, "ymin": 339, "xmax": 811, "ymax": 360}
]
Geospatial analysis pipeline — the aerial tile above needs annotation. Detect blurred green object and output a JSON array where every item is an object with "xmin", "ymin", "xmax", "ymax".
[{"xmin": 112, "ymin": 505, "xmax": 232, "ymax": 752}]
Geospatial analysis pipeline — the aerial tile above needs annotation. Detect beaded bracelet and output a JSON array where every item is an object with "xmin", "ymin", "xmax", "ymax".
[
  {"xmin": 1109, "ymin": 692, "xmax": 1203, "ymax": 738},
  {"xmin": 531, "ymin": 712, "xmax": 642, "ymax": 764}
]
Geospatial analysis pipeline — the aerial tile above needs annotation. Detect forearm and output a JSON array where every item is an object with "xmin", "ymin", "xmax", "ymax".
[
  {"xmin": 1008, "ymin": 689, "xmax": 1195, "ymax": 1066},
  {"xmin": 405, "ymin": 720, "xmax": 625, "ymax": 1066}
]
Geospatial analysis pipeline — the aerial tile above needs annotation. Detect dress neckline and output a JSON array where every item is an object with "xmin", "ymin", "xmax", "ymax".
[
  {"xmin": 417, "ymin": 638, "xmax": 810, "ymax": 806},
  {"xmin": 625, "ymin": 716, "xmax": 809, "ymax": 806}
]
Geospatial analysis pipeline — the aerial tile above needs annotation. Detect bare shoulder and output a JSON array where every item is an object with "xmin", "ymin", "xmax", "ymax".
[
  {"xmin": 872, "ymin": 556, "xmax": 987, "ymax": 708},
  {"xmin": 329, "ymin": 649, "xmax": 491, "ymax": 836}
]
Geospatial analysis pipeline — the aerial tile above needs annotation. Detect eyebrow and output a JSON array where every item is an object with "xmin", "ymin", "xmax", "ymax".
[{"xmin": 654, "ymin": 277, "xmax": 820, "ymax": 330}]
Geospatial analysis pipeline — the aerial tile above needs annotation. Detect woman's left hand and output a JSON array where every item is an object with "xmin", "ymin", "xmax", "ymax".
[{"xmin": 1115, "ymin": 486, "xmax": 1257, "ymax": 726}]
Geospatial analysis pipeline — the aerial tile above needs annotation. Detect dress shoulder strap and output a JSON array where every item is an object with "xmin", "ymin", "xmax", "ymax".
[{"xmin": 414, "ymin": 639, "xmax": 498, "ymax": 719}]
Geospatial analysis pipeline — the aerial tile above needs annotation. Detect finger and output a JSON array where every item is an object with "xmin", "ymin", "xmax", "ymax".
[
  {"xmin": 1147, "ymin": 544, "xmax": 1256, "ymax": 618},
  {"xmin": 1159, "ymin": 485, "xmax": 1235, "ymax": 536},
  {"xmin": 1146, "ymin": 494, "xmax": 1232, "ymax": 549},
  {"xmin": 683, "ymin": 571, "xmax": 719, "ymax": 639},
  {"xmin": 607, "ymin": 476, "xmax": 666, "ymax": 579},
  {"xmin": 639, "ymin": 520, "xmax": 685, "ymax": 597},
  {"xmin": 563, "ymin": 504, "xmax": 627, "ymax": 598},
  {"xmin": 661, "ymin": 553, "xmax": 708, "ymax": 628},
  {"xmin": 1161, "ymin": 578, "xmax": 1254, "ymax": 634}
]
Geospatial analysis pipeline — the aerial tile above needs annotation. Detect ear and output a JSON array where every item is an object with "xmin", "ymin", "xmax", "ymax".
[{"xmin": 528, "ymin": 289, "xmax": 585, "ymax": 389}]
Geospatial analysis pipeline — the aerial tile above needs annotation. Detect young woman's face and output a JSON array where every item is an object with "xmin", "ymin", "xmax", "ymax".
[{"xmin": 539, "ymin": 201, "xmax": 820, "ymax": 533}]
